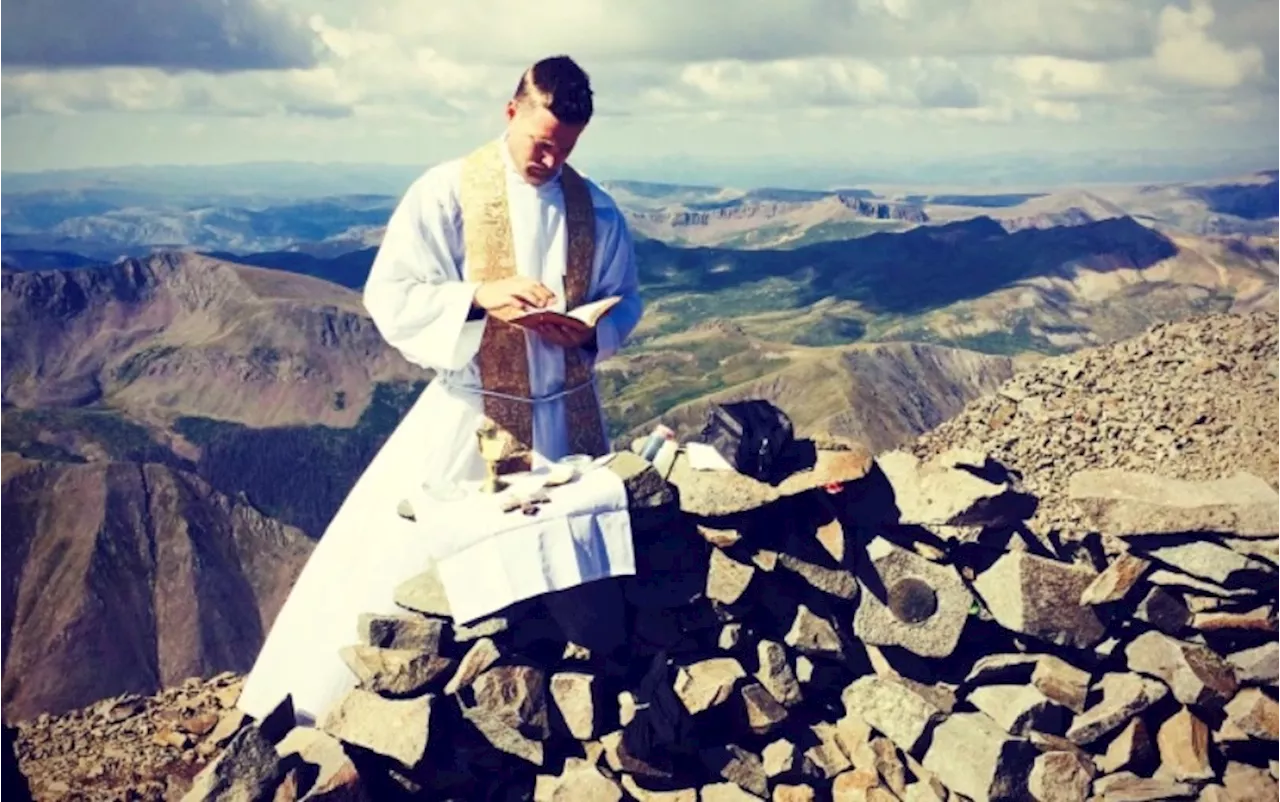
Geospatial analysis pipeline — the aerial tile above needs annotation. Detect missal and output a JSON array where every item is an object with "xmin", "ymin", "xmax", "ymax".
[{"xmin": 508, "ymin": 295, "xmax": 621, "ymax": 334}]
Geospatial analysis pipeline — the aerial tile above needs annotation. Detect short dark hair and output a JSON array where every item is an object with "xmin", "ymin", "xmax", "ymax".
[{"xmin": 514, "ymin": 55, "xmax": 593, "ymax": 125}]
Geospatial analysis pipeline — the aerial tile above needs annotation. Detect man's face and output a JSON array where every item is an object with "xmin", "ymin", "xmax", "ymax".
[{"xmin": 504, "ymin": 98, "xmax": 586, "ymax": 185}]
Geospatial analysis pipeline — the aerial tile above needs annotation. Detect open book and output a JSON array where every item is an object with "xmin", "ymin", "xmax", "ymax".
[{"xmin": 507, "ymin": 296, "xmax": 621, "ymax": 335}]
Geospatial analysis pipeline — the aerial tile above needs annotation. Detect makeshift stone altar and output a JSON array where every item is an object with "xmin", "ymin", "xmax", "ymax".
[{"xmin": 185, "ymin": 429, "xmax": 1280, "ymax": 802}]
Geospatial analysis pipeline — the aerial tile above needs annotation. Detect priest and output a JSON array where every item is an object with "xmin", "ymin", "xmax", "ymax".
[{"xmin": 235, "ymin": 55, "xmax": 644, "ymax": 725}]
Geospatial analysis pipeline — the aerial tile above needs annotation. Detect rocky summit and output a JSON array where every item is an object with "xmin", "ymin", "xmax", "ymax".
[
  {"xmin": 912, "ymin": 310, "xmax": 1279, "ymax": 541},
  {"xmin": 10, "ymin": 312, "xmax": 1279, "ymax": 802}
]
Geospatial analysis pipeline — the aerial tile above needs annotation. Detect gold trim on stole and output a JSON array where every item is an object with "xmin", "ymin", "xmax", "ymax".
[{"xmin": 459, "ymin": 140, "xmax": 610, "ymax": 474}]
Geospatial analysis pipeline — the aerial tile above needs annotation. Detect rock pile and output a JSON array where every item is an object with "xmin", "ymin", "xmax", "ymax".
[
  {"xmin": 912, "ymin": 310, "xmax": 1279, "ymax": 539},
  {"xmin": 184, "ymin": 423, "xmax": 1279, "ymax": 801},
  {"xmin": 10, "ymin": 673, "xmax": 249, "ymax": 801}
]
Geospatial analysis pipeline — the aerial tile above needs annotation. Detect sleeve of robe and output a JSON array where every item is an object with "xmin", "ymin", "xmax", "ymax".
[
  {"xmin": 362, "ymin": 167, "xmax": 486, "ymax": 372},
  {"xmin": 588, "ymin": 208, "xmax": 644, "ymax": 362}
]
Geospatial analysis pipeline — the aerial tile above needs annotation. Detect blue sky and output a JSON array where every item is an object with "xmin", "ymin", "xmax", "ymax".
[{"xmin": 2, "ymin": 0, "xmax": 1277, "ymax": 187}]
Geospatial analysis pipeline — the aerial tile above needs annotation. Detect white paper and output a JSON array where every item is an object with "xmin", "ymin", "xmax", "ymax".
[{"xmin": 685, "ymin": 441, "xmax": 735, "ymax": 471}]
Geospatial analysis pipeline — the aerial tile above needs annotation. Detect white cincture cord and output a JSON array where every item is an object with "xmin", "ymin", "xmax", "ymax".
[{"xmin": 437, "ymin": 376, "xmax": 597, "ymax": 405}]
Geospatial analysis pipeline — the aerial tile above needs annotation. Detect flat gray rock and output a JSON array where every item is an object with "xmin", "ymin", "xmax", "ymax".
[
  {"xmin": 358, "ymin": 613, "xmax": 445, "ymax": 653},
  {"xmin": 1133, "ymin": 586, "xmax": 1192, "ymax": 635},
  {"xmin": 841, "ymin": 676, "xmax": 946, "ymax": 756},
  {"xmin": 706, "ymin": 548, "xmax": 756, "ymax": 604},
  {"xmin": 968, "ymin": 684, "xmax": 1069, "ymax": 737},
  {"xmin": 755, "ymin": 640, "xmax": 803, "ymax": 708},
  {"xmin": 1091, "ymin": 772, "xmax": 1196, "ymax": 801},
  {"xmin": 1124, "ymin": 631, "xmax": 1238, "ymax": 709},
  {"xmin": 674, "ymin": 658, "xmax": 746, "ymax": 715},
  {"xmin": 921, "ymin": 712, "xmax": 1035, "ymax": 802},
  {"xmin": 973, "ymin": 551, "xmax": 1106, "ymax": 649},
  {"xmin": 1095, "ymin": 718, "xmax": 1153, "ymax": 775},
  {"xmin": 321, "ymin": 689, "xmax": 433, "ymax": 770},
  {"xmin": 1079, "ymin": 553, "xmax": 1150, "ymax": 605},
  {"xmin": 776, "ymin": 553, "xmax": 857, "ymax": 600},
  {"xmin": 1224, "ymin": 761, "xmax": 1280, "ymax": 800},
  {"xmin": 876, "ymin": 449, "xmax": 1036, "ymax": 529},
  {"xmin": 550, "ymin": 672, "xmax": 601, "ymax": 741},
  {"xmin": 1067, "ymin": 469, "xmax": 1279, "ymax": 538},
  {"xmin": 1030, "ymin": 655, "xmax": 1090, "ymax": 714},
  {"xmin": 274, "ymin": 727, "xmax": 363, "ymax": 800},
  {"xmin": 443, "ymin": 637, "xmax": 501, "ymax": 696},
  {"xmin": 1223, "ymin": 688, "xmax": 1279, "ymax": 741},
  {"xmin": 1155, "ymin": 707, "xmax": 1213, "ymax": 783},
  {"xmin": 1227, "ymin": 642, "xmax": 1280, "ymax": 686},
  {"xmin": 603, "ymin": 450, "xmax": 676, "ymax": 509},
  {"xmin": 462, "ymin": 704, "xmax": 544, "ymax": 765},
  {"xmin": 853, "ymin": 536, "xmax": 972, "ymax": 658},
  {"xmin": 1028, "ymin": 750, "xmax": 1094, "ymax": 802},
  {"xmin": 701, "ymin": 743, "xmax": 767, "ymax": 797},
  {"xmin": 339, "ymin": 646, "xmax": 453, "ymax": 697},
  {"xmin": 392, "ymin": 565, "xmax": 452, "ymax": 618},
  {"xmin": 181, "ymin": 724, "xmax": 287, "ymax": 802},
  {"xmin": 472, "ymin": 665, "xmax": 549, "ymax": 739},
  {"xmin": 784, "ymin": 604, "xmax": 845, "ymax": 660},
  {"xmin": 1141, "ymin": 541, "xmax": 1269, "ymax": 587},
  {"xmin": 740, "ymin": 682, "xmax": 788, "ymax": 735},
  {"xmin": 666, "ymin": 445, "xmax": 872, "ymax": 517},
  {"xmin": 1066, "ymin": 673, "xmax": 1168, "ymax": 746},
  {"xmin": 533, "ymin": 758, "xmax": 623, "ymax": 802},
  {"xmin": 965, "ymin": 654, "xmax": 1041, "ymax": 686}
]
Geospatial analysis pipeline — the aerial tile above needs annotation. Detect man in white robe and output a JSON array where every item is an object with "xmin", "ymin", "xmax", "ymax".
[{"xmin": 235, "ymin": 55, "xmax": 644, "ymax": 725}]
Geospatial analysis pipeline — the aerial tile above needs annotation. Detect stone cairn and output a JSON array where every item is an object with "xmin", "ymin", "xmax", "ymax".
[{"xmin": 184, "ymin": 434, "xmax": 1279, "ymax": 802}]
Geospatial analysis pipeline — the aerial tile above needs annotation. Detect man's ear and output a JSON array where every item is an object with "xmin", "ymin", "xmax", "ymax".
[{"xmin": 505, "ymin": 99, "xmax": 518, "ymax": 121}]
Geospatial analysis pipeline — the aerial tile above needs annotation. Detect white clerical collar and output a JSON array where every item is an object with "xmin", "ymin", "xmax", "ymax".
[{"xmin": 498, "ymin": 133, "xmax": 563, "ymax": 189}]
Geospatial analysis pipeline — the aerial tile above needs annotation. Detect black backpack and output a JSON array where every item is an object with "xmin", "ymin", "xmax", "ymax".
[{"xmin": 696, "ymin": 399, "xmax": 796, "ymax": 484}]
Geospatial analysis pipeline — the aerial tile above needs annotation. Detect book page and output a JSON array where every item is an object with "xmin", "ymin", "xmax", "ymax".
[{"xmin": 566, "ymin": 296, "xmax": 621, "ymax": 326}]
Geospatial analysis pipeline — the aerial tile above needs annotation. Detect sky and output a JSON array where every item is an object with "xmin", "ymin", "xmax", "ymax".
[{"xmin": 2, "ymin": 0, "xmax": 1278, "ymax": 187}]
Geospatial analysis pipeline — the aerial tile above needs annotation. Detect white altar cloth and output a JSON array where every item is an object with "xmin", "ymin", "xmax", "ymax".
[{"xmin": 415, "ymin": 462, "xmax": 636, "ymax": 624}]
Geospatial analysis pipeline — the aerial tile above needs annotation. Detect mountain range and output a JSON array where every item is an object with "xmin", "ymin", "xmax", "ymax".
[
  {"xmin": 3, "ymin": 169, "xmax": 1275, "ymax": 260},
  {"xmin": 1, "ymin": 164, "xmax": 1276, "ymax": 723}
]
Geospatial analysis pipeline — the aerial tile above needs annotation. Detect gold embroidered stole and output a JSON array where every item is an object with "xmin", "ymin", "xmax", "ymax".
[{"xmin": 459, "ymin": 139, "xmax": 609, "ymax": 473}]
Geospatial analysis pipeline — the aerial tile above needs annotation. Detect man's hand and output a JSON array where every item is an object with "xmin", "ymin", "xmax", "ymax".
[{"xmin": 474, "ymin": 277, "xmax": 557, "ymax": 315}]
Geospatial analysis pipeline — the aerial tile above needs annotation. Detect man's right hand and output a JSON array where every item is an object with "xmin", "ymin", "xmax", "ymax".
[{"xmin": 473, "ymin": 277, "xmax": 557, "ymax": 314}]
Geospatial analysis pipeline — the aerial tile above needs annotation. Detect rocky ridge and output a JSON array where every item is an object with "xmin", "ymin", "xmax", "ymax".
[
  {"xmin": 913, "ymin": 311, "xmax": 1279, "ymax": 539},
  {"xmin": 10, "ymin": 312, "xmax": 1279, "ymax": 802}
]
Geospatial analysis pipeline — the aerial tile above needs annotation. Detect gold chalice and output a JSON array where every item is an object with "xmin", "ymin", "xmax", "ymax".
[{"xmin": 476, "ymin": 419, "xmax": 517, "ymax": 494}]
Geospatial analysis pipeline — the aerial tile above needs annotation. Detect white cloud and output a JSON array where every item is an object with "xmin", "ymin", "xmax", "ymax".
[
  {"xmin": 1008, "ymin": 57, "xmax": 1113, "ymax": 99},
  {"xmin": 668, "ymin": 59, "xmax": 893, "ymax": 108},
  {"xmin": 358, "ymin": 0, "xmax": 1170, "ymax": 64},
  {"xmin": 1, "ymin": 67, "xmax": 353, "ymax": 118},
  {"xmin": 1153, "ymin": 0, "xmax": 1266, "ymax": 89},
  {"xmin": 1031, "ymin": 99, "xmax": 1083, "ymax": 122},
  {"xmin": 1, "ymin": 0, "xmax": 322, "ymax": 71},
  {"xmin": 0, "ymin": 0, "xmax": 1275, "ymax": 176}
]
